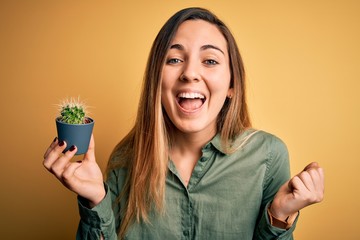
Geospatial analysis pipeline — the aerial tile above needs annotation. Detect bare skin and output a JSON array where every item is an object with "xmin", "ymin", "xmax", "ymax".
[
  {"xmin": 43, "ymin": 136, "xmax": 105, "ymax": 239},
  {"xmin": 43, "ymin": 135, "xmax": 324, "ymax": 227},
  {"xmin": 43, "ymin": 20, "xmax": 324, "ymax": 236},
  {"xmin": 43, "ymin": 135, "xmax": 105, "ymax": 208},
  {"xmin": 170, "ymin": 130, "xmax": 214, "ymax": 187},
  {"xmin": 169, "ymin": 132, "xmax": 324, "ymax": 220},
  {"xmin": 270, "ymin": 162, "xmax": 324, "ymax": 221}
]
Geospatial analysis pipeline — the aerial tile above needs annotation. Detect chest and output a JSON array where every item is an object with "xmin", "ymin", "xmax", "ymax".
[{"xmin": 125, "ymin": 151, "xmax": 268, "ymax": 239}]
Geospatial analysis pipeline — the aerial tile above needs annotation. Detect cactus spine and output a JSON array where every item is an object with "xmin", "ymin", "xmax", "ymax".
[{"xmin": 57, "ymin": 97, "xmax": 89, "ymax": 124}]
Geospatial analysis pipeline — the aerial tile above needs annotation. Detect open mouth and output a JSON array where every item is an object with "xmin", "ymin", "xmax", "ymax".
[{"xmin": 176, "ymin": 92, "xmax": 206, "ymax": 111}]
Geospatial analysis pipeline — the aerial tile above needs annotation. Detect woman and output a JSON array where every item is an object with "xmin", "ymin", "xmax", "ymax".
[{"xmin": 43, "ymin": 7, "xmax": 324, "ymax": 240}]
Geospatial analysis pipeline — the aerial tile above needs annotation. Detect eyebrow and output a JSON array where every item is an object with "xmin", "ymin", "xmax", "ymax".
[
  {"xmin": 169, "ymin": 44, "xmax": 225, "ymax": 55},
  {"xmin": 201, "ymin": 44, "xmax": 225, "ymax": 55}
]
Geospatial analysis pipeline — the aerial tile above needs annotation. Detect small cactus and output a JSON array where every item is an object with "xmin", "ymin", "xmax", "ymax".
[{"xmin": 57, "ymin": 97, "xmax": 89, "ymax": 124}]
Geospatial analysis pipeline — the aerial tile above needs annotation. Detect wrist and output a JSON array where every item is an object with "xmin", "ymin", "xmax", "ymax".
[
  {"xmin": 269, "ymin": 203, "xmax": 290, "ymax": 221},
  {"xmin": 268, "ymin": 204, "xmax": 298, "ymax": 229},
  {"xmin": 79, "ymin": 184, "xmax": 106, "ymax": 209},
  {"xmin": 88, "ymin": 188, "xmax": 106, "ymax": 208}
]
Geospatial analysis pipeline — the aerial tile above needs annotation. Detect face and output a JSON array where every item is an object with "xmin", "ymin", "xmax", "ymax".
[{"xmin": 161, "ymin": 20, "xmax": 232, "ymax": 137}]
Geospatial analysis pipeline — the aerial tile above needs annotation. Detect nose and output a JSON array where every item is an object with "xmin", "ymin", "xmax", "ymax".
[{"xmin": 180, "ymin": 59, "xmax": 200, "ymax": 82}]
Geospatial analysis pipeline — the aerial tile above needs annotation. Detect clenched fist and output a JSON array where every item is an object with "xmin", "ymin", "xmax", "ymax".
[{"xmin": 270, "ymin": 162, "xmax": 325, "ymax": 221}]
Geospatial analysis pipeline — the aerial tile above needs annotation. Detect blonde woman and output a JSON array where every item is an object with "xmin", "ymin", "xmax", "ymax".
[{"xmin": 43, "ymin": 7, "xmax": 324, "ymax": 240}]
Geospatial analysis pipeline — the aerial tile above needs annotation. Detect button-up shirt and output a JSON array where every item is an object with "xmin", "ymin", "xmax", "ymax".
[{"xmin": 76, "ymin": 129, "xmax": 298, "ymax": 239}]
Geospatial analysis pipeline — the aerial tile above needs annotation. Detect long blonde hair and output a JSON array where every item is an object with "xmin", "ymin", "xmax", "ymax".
[{"xmin": 107, "ymin": 7, "xmax": 251, "ymax": 238}]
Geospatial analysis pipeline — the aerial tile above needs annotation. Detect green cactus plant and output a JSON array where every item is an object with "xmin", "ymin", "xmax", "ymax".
[
  {"xmin": 57, "ymin": 97, "xmax": 89, "ymax": 124},
  {"xmin": 55, "ymin": 97, "xmax": 94, "ymax": 154}
]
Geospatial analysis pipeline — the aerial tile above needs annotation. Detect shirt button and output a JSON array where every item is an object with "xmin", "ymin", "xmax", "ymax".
[
  {"xmin": 183, "ymin": 230, "xmax": 189, "ymax": 236},
  {"xmin": 200, "ymin": 157, "xmax": 207, "ymax": 162}
]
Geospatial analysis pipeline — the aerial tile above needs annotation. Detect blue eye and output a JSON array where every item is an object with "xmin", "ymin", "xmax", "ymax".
[
  {"xmin": 204, "ymin": 59, "xmax": 218, "ymax": 65},
  {"xmin": 166, "ymin": 58, "xmax": 182, "ymax": 64}
]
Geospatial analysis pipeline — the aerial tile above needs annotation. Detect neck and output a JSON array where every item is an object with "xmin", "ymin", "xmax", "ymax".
[
  {"xmin": 169, "ymin": 129, "xmax": 217, "ymax": 187},
  {"xmin": 171, "ymin": 128, "xmax": 216, "ymax": 155}
]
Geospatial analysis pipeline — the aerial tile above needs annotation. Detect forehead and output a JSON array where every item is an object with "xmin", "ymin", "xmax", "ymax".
[{"xmin": 170, "ymin": 20, "xmax": 228, "ymax": 50}]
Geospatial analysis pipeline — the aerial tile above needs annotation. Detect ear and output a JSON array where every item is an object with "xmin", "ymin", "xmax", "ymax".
[{"xmin": 227, "ymin": 88, "xmax": 234, "ymax": 99}]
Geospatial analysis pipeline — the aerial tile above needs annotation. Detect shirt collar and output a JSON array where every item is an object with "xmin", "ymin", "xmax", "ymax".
[
  {"xmin": 206, "ymin": 129, "xmax": 257, "ymax": 155},
  {"xmin": 206, "ymin": 134, "xmax": 225, "ymax": 154}
]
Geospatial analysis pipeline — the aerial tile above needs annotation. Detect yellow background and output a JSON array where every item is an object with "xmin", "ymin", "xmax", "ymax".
[{"xmin": 1, "ymin": 1, "xmax": 359, "ymax": 239}]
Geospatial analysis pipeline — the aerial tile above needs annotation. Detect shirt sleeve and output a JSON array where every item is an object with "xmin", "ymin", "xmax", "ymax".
[
  {"xmin": 254, "ymin": 202, "xmax": 299, "ymax": 239},
  {"xmin": 253, "ymin": 134, "xmax": 299, "ymax": 240},
  {"xmin": 76, "ymin": 183, "xmax": 117, "ymax": 240},
  {"xmin": 76, "ymin": 168, "xmax": 121, "ymax": 240}
]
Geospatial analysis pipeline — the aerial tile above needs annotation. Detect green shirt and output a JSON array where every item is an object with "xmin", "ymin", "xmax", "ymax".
[{"xmin": 76, "ymin": 129, "xmax": 298, "ymax": 239}]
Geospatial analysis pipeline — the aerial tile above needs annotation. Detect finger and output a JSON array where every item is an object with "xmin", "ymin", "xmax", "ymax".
[
  {"xmin": 303, "ymin": 163, "xmax": 324, "ymax": 190},
  {"xmin": 294, "ymin": 170, "xmax": 325, "ymax": 205},
  {"xmin": 289, "ymin": 175, "xmax": 310, "ymax": 196},
  {"xmin": 303, "ymin": 162, "xmax": 319, "ymax": 171},
  {"xmin": 307, "ymin": 167, "xmax": 325, "ymax": 200},
  {"xmin": 61, "ymin": 160, "xmax": 83, "ymax": 189},
  {"xmin": 43, "ymin": 137, "xmax": 59, "ymax": 159},
  {"xmin": 307, "ymin": 168, "xmax": 321, "ymax": 185},
  {"xmin": 295, "ymin": 162, "xmax": 322, "ymax": 191},
  {"xmin": 50, "ymin": 145, "xmax": 77, "ymax": 179},
  {"xmin": 84, "ymin": 134, "xmax": 96, "ymax": 162},
  {"xmin": 297, "ymin": 171, "xmax": 316, "ymax": 193},
  {"xmin": 43, "ymin": 140, "xmax": 67, "ymax": 171}
]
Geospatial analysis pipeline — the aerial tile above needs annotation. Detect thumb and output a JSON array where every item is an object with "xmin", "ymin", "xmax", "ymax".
[
  {"xmin": 84, "ymin": 134, "xmax": 95, "ymax": 162},
  {"xmin": 287, "ymin": 178, "xmax": 295, "ymax": 192}
]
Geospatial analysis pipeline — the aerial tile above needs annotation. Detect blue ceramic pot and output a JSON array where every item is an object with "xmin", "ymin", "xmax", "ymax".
[{"xmin": 56, "ymin": 117, "xmax": 94, "ymax": 155}]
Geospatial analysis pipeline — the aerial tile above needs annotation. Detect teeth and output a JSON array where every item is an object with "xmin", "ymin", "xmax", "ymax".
[{"xmin": 178, "ymin": 92, "xmax": 205, "ymax": 99}]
